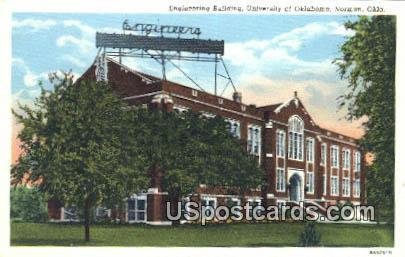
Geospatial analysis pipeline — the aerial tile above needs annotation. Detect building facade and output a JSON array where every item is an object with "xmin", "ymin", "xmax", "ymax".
[{"xmin": 48, "ymin": 57, "xmax": 366, "ymax": 224}]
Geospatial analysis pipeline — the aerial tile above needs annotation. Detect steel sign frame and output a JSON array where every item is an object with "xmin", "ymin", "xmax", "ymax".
[{"xmin": 95, "ymin": 21, "xmax": 236, "ymax": 96}]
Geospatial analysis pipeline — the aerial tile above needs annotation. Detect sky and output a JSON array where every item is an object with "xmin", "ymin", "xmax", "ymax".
[{"xmin": 11, "ymin": 13, "xmax": 364, "ymax": 162}]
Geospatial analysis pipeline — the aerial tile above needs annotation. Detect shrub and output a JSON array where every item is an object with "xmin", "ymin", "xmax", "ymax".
[
  {"xmin": 10, "ymin": 186, "xmax": 48, "ymax": 222},
  {"xmin": 298, "ymin": 222, "xmax": 321, "ymax": 247}
]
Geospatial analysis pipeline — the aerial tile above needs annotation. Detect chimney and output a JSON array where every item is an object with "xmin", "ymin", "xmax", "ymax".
[{"xmin": 233, "ymin": 91, "xmax": 242, "ymax": 103}]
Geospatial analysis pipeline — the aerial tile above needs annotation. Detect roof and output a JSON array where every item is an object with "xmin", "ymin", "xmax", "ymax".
[
  {"xmin": 257, "ymin": 103, "xmax": 282, "ymax": 112},
  {"xmin": 106, "ymin": 57, "xmax": 159, "ymax": 84},
  {"xmin": 79, "ymin": 56, "xmax": 361, "ymax": 141},
  {"xmin": 79, "ymin": 57, "xmax": 264, "ymax": 119}
]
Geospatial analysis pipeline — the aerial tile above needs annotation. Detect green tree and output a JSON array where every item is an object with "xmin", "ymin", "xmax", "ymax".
[
  {"xmin": 12, "ymin": 72, "xmax": 263, "ymax": 241},
  {"xmin": 12, "ymin": 73, "xmax": 149, "ymax": 241},
  {"xmin": 10, "ymin": 186, "xmax": 48, "ymax": 222},
  {"xmin": 298, "ymin": 222, "xmax": 321, "ymax": 247},
  {"xmin": 335, "ymin": 16, "xmax": 395, "ymax": 222},
  {"xmin": 130, "ymin": 109, "xmax": 263, "ymax": 221}
]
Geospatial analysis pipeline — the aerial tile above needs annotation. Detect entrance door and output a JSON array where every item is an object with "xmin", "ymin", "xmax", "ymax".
[{"xmin": 289, "ymin": 173, "xmax": 302, "ymax": 201}]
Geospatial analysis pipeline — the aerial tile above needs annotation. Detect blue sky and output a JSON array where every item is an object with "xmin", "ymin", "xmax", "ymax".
[{"xmin": 11, "ymin": 13, "xmax": 362, "ymax": 137}]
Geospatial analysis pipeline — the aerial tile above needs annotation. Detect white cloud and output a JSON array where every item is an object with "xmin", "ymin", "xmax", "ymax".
[
  {"xmin": 271, "ymin": 21, "xmax": 354, "ymax": 50},
  {"xmin": 12, "ymin": 58, "xmax": 81, "ymax": 110},
  {"xmin": 23, "ymin": 70, "xmax": 48, "ymax": 87},
  {"xmin": 63, "ymin": 20, "xmax": 96, "ymax": 36},
  {"xmin": 12, "ymin": 58, "xmax": 49, "ymax": 87},
  {"xmin": 225, "ymin": 21, "xmax": 353, "ymax": 82},
  {"xmin": 11, "ymin": 58, "xmax": 27, "ymax": 69},
  {"xmin": 56, "ymin": 20, "xmax": 95, "ymax": 54},
  {"xmin": 221, "ymin": 20, "xmax": 360, "ymax": 137},
  {"xmin": 56, "ymin": 35, "xmax": 93, "ymax": 53},
  {"xmin": 61, "ymin": 55, "xmax": 87, "ymax": 68},
  {"xmin": 57, "ymin": 20, "xmax": 121, "ymax": 53},
  {"xmin": 12, "ymin": 18, "xmax": 57, "ymax": 31},
  {"xmin": 56, "ymin": 20, "xmax": 122, "ymax": 69}
]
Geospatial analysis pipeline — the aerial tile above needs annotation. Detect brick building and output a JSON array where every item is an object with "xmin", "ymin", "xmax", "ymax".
[{"xmin": 48, "ymin": 57, "xmax": 366, "ymax": 224}]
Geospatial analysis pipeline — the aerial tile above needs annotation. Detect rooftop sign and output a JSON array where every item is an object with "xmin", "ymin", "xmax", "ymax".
[{"xmin": 122, "ymin": 20, "xmax": 201, "ymax": 37}]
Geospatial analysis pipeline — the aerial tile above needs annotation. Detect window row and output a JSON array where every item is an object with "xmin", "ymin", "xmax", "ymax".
[
  {"xmin": 331, "ymin": 146, "xmax": 361, "ymax": 171},
  {"xmin": 274, "ymin": 170, "xmax": 314, "ymax": 194},
  {"xmin": 276, "ymin": 171, "xmax": 360, "ymax": 198},
  {"xmin": 199, "ymin": 196, "xmax": 262, "ymax": 210},
  {"xmin": 173, "ymin": 106, "xmax": 260, "ymax": 157},
  {"xmin": 330, "ymin": 176, "xmax": 360, "ymax": 197},
  {"xmin": 277, "ymin": 132, "xmax": 360, "ymax": 170}
]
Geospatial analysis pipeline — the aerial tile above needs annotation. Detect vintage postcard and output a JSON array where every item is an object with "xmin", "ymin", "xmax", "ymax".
[{"xmin": 0, "ymin": 0, "xmax": 404, "ymax": 256}]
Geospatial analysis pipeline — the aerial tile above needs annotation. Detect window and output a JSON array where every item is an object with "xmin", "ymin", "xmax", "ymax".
[
  {"xmin": 288, "ymin": 116, "xmax": 304, "ymax": 161},
  {"xmin": 321, "ymin": 143, "xmax": 327, "ymax": 166},
  {"xmin": 61, "ymin": 206, "xmax": 79, "ymax": 221},
  {"xmin": 248, "ymin": 125, "xmax": 261, "ymax": 156},
  {"xmin": 181, "ymin": 197, "xmax": 190, "ymax": 218},
  {"xmin": 127, "ymin": 194, "xmax": 147, "ymax": 223},
  {"xmin": 354, "ymin": 179, "xmax": 361, "ymax": 197},
  {"xmin": 173, "ymin": 105, "xmax": 189, "ymax": 113},
  {"xmin": 201, "ymin": 196, "xmax": 217, "ymax": 216},
  {"xmin": 226, "ymin": 197, "xmax": 241, "ymax": 209},
  {"xmin": 331, "ymin": 176, "xmax": 339, "ymax": 196},
  {"xmin": 331, "ymin": 145, "xmax": 339, "ymax": 168},
  {"xmin": 306, "ymin": 138, "xmax": 314, "ymax": 163},
  {"xmin": 136, "ymin": 198, "xmax": 146, "ymax": 221},
  {"xmin": 354, "ymin": 151, "xmax": 361, "ymax": 172},
  {"xmin": 276, "ymin": 168, "xmax": 285, "ymax": 192},
  {"xmin": 225, "ymin": 118, "xmax": 241, "ymax": 139},
  {"xmin": 342, "ymin": 178, "xmax": 350, "ymax": 196},
  {"xmin": 247, "ymin": 199, "xmax": 262, "ymax": 217},
  {"xmin": 201, "ymin": 111, "xmax": 215, "ymax": 119},
  {"xmin": 276, "ymin": 130, "xmax": 286, "ymax": 157},
  {"xmin": 95, "ymin": 206, "xmax": 111, "ymax": 220},
  {"xmin": 323, "ymin": 174, "xmax": 327, "ymax": 195},
  {"xmin": 192, "ymin": 89, "xmax": 198, "ymax": 97},
  {"xmin": 218, "ymin": 98, "xmax": 224, "ymax": 104},
  {"xmin": 306, "ymin": 172, "xmax": 314, "ymax": 194},
  {"xmin": 343, "ymin": 149, "xmax": 351, "ymax": 170}
]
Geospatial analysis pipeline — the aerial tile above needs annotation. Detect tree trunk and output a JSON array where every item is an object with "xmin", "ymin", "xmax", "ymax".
[
  {"xmin": 84, "ymin": 219, "xmax": 90, "ymax": 242},
  {"xmin": 84, "ymin": 200, "xmax": 91, "ymax": 242}
]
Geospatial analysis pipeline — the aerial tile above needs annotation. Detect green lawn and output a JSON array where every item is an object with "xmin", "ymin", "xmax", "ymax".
[{"xmin": 10, "ymin": 222, "xmax": 394, "ymax": 247}]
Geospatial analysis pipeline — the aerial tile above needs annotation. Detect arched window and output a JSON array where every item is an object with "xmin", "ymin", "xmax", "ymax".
[{"xmin": 288, "ymin": 116, "xmax": 304, "ymax": 161}]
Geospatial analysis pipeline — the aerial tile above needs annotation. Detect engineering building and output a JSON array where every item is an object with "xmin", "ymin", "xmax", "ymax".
[{"xmin": 48, "ymin": 57, "xmax": 366, "ymax": 224}]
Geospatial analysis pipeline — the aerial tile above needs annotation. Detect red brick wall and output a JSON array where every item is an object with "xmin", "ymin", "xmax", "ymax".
[
  {"xmin": 76, "ymin": 60, "xmax": 366, "ymax": 208},
  {"xmin": 262, "ymin": 99, "xmax": 364, "ymax": 204}
]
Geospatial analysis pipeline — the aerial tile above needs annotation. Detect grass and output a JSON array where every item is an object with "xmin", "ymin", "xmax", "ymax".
[{"xmin": 10, "ymin": 221, "xmax": 394, "ymax": 247}]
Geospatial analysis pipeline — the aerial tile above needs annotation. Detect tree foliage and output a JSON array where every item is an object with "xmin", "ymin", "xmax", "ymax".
[
  {"xmin": 130, "ymin": 109, "xmax": 263, "ymax": 198},
  {"xmin": 298, "ymin": 222, "xmax": 321, "ymax": 247},
  {"xmin": 335, "ymin": 16, "xmax": 395, "ymax": 222},
  {"xmin": 12, "ymin": 72, "xmax": 263, "ymax": 238},
  {"xmin": 10, "ymin": 186, "xmax": 48, "ymax": 222},
  {"xmin": 12, "ymin": 73, "xmax": 150, "ymax": 241}
]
